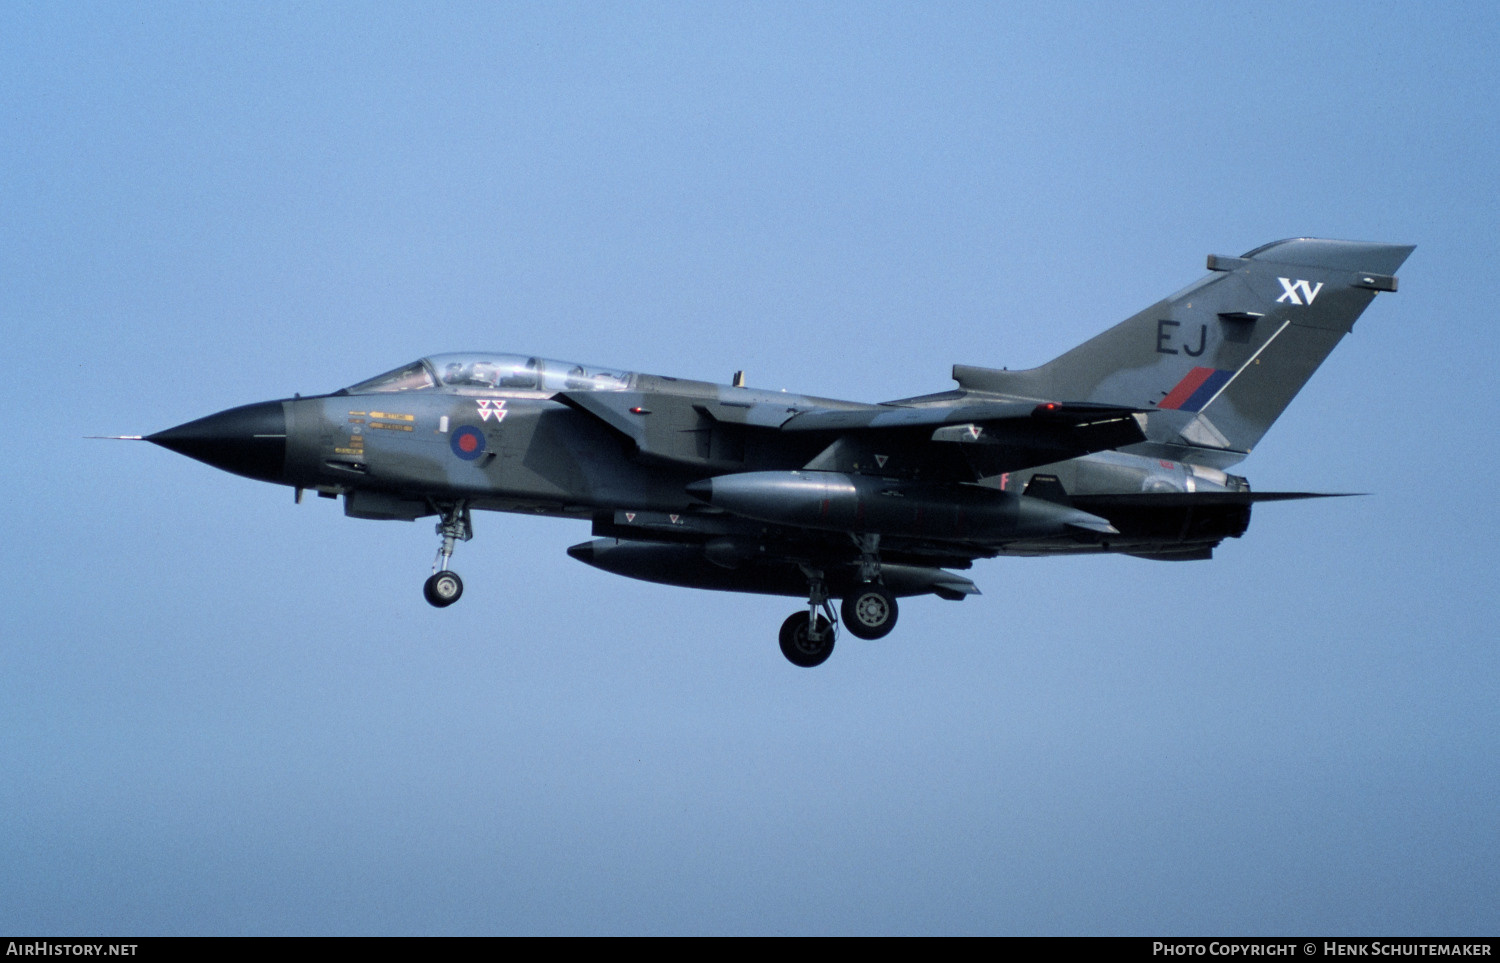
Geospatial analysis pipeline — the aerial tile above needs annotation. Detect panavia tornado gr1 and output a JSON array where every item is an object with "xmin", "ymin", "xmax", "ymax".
[{"xmin": 136, "ymin": 238, "xmax": 1411, "ymax": 667}]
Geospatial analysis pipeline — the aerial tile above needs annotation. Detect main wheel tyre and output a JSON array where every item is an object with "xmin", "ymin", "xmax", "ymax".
[
  {"xmin": 423, "ymin": 570, "xmax": 464, "ymax": 607},
  {"xmin": 778, "ymin": 612, "xmax": 835, "ymax": 668},
  {"xmin": 841, "ymin": 585, "xmax": 899, "ymax": 640}
]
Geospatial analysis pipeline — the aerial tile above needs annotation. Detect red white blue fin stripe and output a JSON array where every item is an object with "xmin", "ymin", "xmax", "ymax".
[{"xmin": 1159, "ymin": 367, "xmax": 1234, "ymax": 412}]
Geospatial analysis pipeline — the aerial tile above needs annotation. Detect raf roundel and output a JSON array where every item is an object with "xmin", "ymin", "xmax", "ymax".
[{"xmin": 450, "ymin": 425, "xmax": 486, "ymax": 461}]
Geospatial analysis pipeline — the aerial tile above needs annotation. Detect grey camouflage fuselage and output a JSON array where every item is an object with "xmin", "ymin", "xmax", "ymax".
[{"xmin": 145, "ymin": 238, "xmax": 1412, "ymax": 666}]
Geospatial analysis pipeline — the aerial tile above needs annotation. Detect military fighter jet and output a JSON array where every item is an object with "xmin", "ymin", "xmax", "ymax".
[{"xmin": 135, "ymin": 238, "xmax": 1410, "ymax": 666}]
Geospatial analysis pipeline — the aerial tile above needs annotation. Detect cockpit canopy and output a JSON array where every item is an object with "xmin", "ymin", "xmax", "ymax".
[{"xmin": 343, "ymin": 354, "xmax": 634, "ymax": 394}]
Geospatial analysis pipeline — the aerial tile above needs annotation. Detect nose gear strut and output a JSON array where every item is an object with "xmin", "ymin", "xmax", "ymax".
[{"xmin": 423, "ymin": 501, "xmax": 471, "ymax": 607}]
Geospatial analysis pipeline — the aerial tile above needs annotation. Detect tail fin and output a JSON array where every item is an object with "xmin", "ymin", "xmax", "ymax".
[{"xmin": 953, "ymin": 238, "xmax": 1413, "ymax": 467}]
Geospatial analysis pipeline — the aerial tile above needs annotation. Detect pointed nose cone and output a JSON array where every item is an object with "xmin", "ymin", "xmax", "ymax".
[{"xmin": 148, "ymin": 400, "xmax": 288, "ymax": 484}]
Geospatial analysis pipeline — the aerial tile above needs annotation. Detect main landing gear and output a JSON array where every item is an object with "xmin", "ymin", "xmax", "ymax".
[
  {"xmin": 841, "ymin": 583, "xmax": 899, "ymax": 640},
  {"xmin": 779, "ymin": 541, "xmax": 902, "ymax": 667},
  {"xmin": 423, "ymin": 502, "xmax": 471, "ymax": 608},
  {"xmin": 780, "ymin": 569, "xmax": 838, "ymax": 668},
  {"xmin": 836, "ymin": 533, "xmax": 899, "ymax": 641}
]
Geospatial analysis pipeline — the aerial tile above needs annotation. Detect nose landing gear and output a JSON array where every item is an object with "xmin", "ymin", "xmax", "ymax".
[
  {"xmin": 424, "ymin": 569, "xmax": 464, "ymax": 607},
  {"xmin": 424, "ymin": 502, "xmax": 471, "ymax": 608}
]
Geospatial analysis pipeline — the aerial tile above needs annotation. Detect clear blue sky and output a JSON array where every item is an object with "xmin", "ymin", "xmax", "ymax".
[{"xmin": 2, "ymin": 0, "xmax": 1496, "ymax": 935}]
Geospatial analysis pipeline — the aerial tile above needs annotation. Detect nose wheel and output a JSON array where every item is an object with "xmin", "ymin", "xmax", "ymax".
[
  {"xmin": 425, "ymin": 501, "xmax": 472, "ymax": 609},
  {"xmin": 424, "ymin": 570, "xmax": 464, "ymax": 607}
]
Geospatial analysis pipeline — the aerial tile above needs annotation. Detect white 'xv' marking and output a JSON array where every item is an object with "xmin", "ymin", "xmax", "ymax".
[{"xmin": 1275, "ymin": 277, "xmax": 1324, "ymax": 306}]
